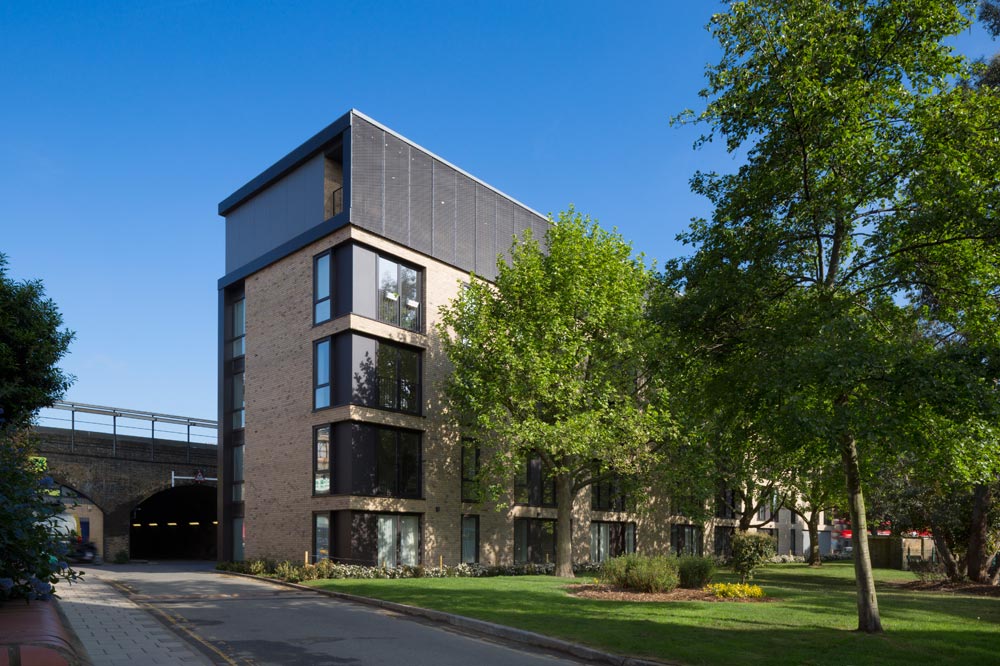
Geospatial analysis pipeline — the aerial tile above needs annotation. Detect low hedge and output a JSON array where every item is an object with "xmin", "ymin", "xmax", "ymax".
[
  {"xmin": 600, "ymin": 554, "xmax": 679, "ymax": 593},
  {"xmin": 678, "ymin": 556, "xmax": 715, "ymax": 588}
]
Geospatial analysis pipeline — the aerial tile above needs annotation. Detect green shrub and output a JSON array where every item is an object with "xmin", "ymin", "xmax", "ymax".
[
  {"xmin": 678, "ymin": 556, "xmax": 715, "ymax": 589},
  {"xmin": 731, "ymin": 532, "xmax": 776, "ymax": 583},
  {"xmin": 113, "ymin": 550, "xmax": 130, "ymax": 564},
  {"xmin": 601, "ymin": 554, "xmax": 679, "ymax": 593},
  {"xmin": 707, "ymin": 582, "xmax": 764, "ymax": 599},
  {"xmin": 274, "ymin": 561, "xmax": 302, "ymax": 583},
  {"xmin": 908, "ymin": 559, "xmax": 946, "ymax": 583}
]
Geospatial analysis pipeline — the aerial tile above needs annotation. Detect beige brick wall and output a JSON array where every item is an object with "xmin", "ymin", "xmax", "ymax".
[{"xmin": 242, "ymin": 224, "xmax": 679, "ymax": 565}]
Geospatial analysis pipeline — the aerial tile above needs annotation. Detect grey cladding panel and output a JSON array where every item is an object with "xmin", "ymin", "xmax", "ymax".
[
  {"xmin": 514, "ymin": 205, "xmax": 534, "ymax": 244},
  {"xmin": 384, "ymin": 135, "xmax": 410, "ymax": 246},
  {"xmin": 351, "ymin": 245, "xmax": 377, "ymax": 320},
  {"xmin": 432, "ymin": 161, "xmax": 456, "ymax": 264},
  {"xmin": 351, "ymin": 334, "xmax": 378, "ymax": 406},
  {"xmin": 409, "ymin": 150, "xmax": 433, "ymax": 255},
  {"xmin": 455, "ymin": 174, "xmax": 476, "ymax": 271},
  {"xmin": 351, "ymin": 118, "xmax": 384, "ymax": 234},
  {"xmin": 532, "ymin": 216, "xmax": 550, "ymax": 253},
  {"xmin": 496, "ymin": 197, "xmax": 514, "ymax": 265},
  {"xmin": 475, "ymin": 185, "xmax": 497, "ymax": 280}
]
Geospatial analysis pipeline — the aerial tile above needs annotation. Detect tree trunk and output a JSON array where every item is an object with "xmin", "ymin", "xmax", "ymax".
[
  {"xmin": 933, "ymin": 531, "xmax": 964, "ymax": 582},
  {"xmin": 554, "ymin": 474, "xmax": 575, "ymax": 577},
  {"xmin": 807, "ymin": 511, "xmax": 821, "ymax": 566},
  {"xmin": 840, "ymin": 431, "xmax": 883, "ymax": 633},
  {"xmin": 966, "ymin": 484, "xmax": 994, "ymax": 583}
]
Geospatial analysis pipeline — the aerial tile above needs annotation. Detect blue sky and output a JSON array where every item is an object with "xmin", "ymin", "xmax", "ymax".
[{"xmin": 1, "ymin": 1, "xmax": 996, "ymax": 423}]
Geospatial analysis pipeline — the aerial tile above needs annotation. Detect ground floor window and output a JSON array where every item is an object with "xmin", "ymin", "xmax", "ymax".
[
  {"xmin": 461, "ymin": 515, "xmax": 479, "ymax": 564},
  {"xmin": 714, "ymin": 525, "xmax": 734, "ymax": 558},
  {"xmin": 670, "ymin": 524, "xmax": 703, "ymax": 556},
  {"xmin": 377, "ymin": 514, "xmax": 419, "ymax": 567},
  {"xmin": 314, "ymin": 514, "xmax": 330, "ymax": 562},
  {"xmin": 513, "ymin": 518, "xmax": 556, "ymax": 564},
  {"xmin": 232, "ymin": 517, "xmax": 245, "ymax": 562},
  {"xmin": 590, "ymin": 521, "xmax": 636, "ymax": 563}
]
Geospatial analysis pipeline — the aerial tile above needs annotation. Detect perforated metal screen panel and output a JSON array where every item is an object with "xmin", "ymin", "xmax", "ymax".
[{"xmin": 350, "ymin": 114, "xmax": 545, "ymax": 280}]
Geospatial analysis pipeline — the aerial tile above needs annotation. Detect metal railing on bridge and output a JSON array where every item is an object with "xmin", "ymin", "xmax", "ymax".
[{"xmin": 36, "ymin": 401, "xmax": 217, "ymax": 460}]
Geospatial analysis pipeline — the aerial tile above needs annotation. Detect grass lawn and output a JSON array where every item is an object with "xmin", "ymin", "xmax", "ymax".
[{"xmin": 306, "ymin": 562, "xmax": 1000, "ymax": 665}]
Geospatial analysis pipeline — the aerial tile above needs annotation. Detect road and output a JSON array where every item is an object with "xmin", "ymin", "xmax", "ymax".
[{"xmin": 76, "ymin": 562, "xmax": 590, "ymax": 666}]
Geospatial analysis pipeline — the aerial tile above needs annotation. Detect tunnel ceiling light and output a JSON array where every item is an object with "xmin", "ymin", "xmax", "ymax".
[
  {"xmin": 148, "ymin": 522, "xmax": 158, "ymax": 527},
  {"xmin": 132, "ymin": 523, "xmax": 142, "ymax": 527},
  {"xmin": 212, "ymin": 521, "xmax": 218, "ymax": 525},
  {"xmin": 188, "ymin": 522, "xmax": 200, "ymax": 526},
  {"xmin": 167, "ymin": 522, "xmax": 178, "ymax": 526}
]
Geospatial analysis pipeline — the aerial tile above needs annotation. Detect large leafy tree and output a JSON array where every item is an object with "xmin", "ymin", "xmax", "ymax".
[
  {"xmin": 0, "ymin": 253, "xmax": 76, "ymax": 601},
  {"xmin": 438, "ymin": 211, "xmax": 673, "ymax": 577},
  {"xmin": 666, "ymin": 0, "xmax": 1000, "ymax": 633}
]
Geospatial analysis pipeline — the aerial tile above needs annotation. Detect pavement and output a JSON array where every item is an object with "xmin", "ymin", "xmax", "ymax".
[
  {"xmin": 54, "ymin": 562, "xmax": 638, "ymax": 666},
  {"xmin": 56, "ymin": 567, "xmax": 214, "ymax": 666}
]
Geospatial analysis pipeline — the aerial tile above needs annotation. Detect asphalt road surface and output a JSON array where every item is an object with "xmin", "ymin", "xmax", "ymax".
[{"xmin": 80, "ymin": 562, "xmax": 591, "ymax": 666}]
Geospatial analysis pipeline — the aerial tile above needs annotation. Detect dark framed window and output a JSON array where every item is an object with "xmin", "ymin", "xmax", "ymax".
[
  {"xmin": 314, "ymin": 426, "xmax": 331, "ymax": 494},
  {"xmin": 376, "ymin": 514, "xmax": 420, "ymax": 567},
  {"xmin": 376, "ymin": 342, "xmax": 421, "ymax": 414},
  {"xmin": 229, "ymin": 374, "xmax": 245, "ymax": 430},
  {"xmin": 714, "ymin": 525, "xmax": 734, "ymax": 558},
  {"xmin": 590, "ymin": 521, "xmax": 636, "ymax": 563},
  {"xmin": 229, "ymin": 297, "xmax": 246, "ymax": 358},
  {"xmin": 314, "ymin": 251, "xmax": 334, "ymax": 324},
  {"xmin": 513, "ymin": 518, "xmax": 556, "ymax": 564},
  {"xmin": 592, "ymin": 473, "xmax": 633, "ymax": 512},
  {"xmin": 377, "ymin": 255, "xmax": 421, "ymax": 331},
  {"xmin": 670, "ymin": 524, "xmax": 703, "ymax": 556},
  {"xmin": 314, "ymin": 338, "xmax": 332, "ymax": 409},
  {"xmin": 515, "ymin": 457, "xmax": 556, "ymax": 507},
  {"xmin": 314, "ymin": 512, "xmax": 331, "ymax": 562},
  {"xmin": 461, "ymin": 441, "xmax": 481, "ymax": 502},
  {"xmin": 461, "ymin": 515, "xmax": 479, "ymax": 563},
  {"xmin": 374, "ymin": 429, "xmax": 421, "ymax": 498},
  {"xmin": 715, "ymin": 488, "xmax": 739, "ymax": 519},
  {"xmin": 232, "ymin": 445, "xmax": 245, "ymax": 502}
]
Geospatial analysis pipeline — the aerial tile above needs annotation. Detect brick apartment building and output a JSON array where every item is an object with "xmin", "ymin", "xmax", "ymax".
[{"xmin": 215, "ymin": 110, "xmax": 835, "ymax": 565}]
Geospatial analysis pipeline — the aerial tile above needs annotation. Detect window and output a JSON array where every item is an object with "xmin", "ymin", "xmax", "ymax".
[
  {"xmin": 314, "ymin": 338, "xmax": 332, "ymax": 409},
  {"xmin": 515, "ymin": 456, "xmax": 556, "ymax": 507},
  {"xmin": 789, "ymin": 529, "xmax": 797, "ymax": 555},
  {"xmin": 514, "ymin": 518, "xmax": 556, "ymax": 564},
  {"xmin": 232, "ymin": 445, "xmax": 245, "ymax": 501},
  {"xmin": 461, "ymin": 441, "xmax": 481, "ymax": 502},
  {"xmin": 314, "ymin": 426, "xmax": 331, "ymax": 493},
  {"xmin": 232, "ymin": 517, "xmax": 245, "ymax": 562},
  {"xmin": 461, "ymin": 515, "xmax": 479, "ymax": 563},
  {"xmin": 377, "ymin": 255, "xmax": 421, "ymax": 331},
  {"xmin": 714, "ymin": 525, "xmax": 734, "ymax": 558},
  {"xmin": 376, "ymin": 342, "xmax": 421, "ymax": 414},
  {"xmin": 230, "ymin": 374, "xmax": 245, "ymax": 430},
  {"xmin": 314, "ymin": 514, "xmax": 330, "ymax": 562},
  {"xmin": 590, "ymin": 522, "xmax": 636, "ymax": 563},
  {"xmin": 670, "ymin": 524, "xmax": 703, "ymax": 556},
  {"xmin": 377, "ymin": 514, "xmax": 419, "ymax": 567},
  {"xmin": 715, "ymin": 488, "xmax": 739, "ymax": 519},
  {"xmin": 230, "ymin": 297, "xmax": 246, "ymax": 358},
  {"xmin": 592, "ymin": 473, "xmax": 633, "ymax": 512},
  {"xmin": 374, "ymin": 429, "xmax": 421, "ymax": 498},
  {"xmin": 314, "ymin": 251, "xmax": 333, "ymax": 324}
]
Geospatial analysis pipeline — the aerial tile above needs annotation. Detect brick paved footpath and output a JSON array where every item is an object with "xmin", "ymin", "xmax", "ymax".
[{"xmin": 57, "ymin": 572, "xmax": 213, "ymax": 666}]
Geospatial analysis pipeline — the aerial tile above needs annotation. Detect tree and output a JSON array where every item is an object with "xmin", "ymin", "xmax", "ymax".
[
  {"xmin": 667, "ymin": 0, "xmax": 1000, "ymax": 633},
  {"xmin": 437, "ymin": 210, "xmax": 673, "ymax": 577},
  {"xmin": 0, "ymin": 253, "xmax": 76, "ymax": 601},
  {"xmin": 0, "ymin": 254, "xmax": 74, "ymax": 430}
]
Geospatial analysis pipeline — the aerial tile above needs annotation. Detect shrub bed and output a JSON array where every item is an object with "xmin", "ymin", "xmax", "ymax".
[
  {"xmin": 217, "ymin": 558, "xmax": 602, "ymax": 582},
  {"xmin": 678, "ymin": 556, "xmax": 716, "ymax": 588},
  {"xmin": 600, "ymin": 554, "xmax": 679, "ymax": 593}
]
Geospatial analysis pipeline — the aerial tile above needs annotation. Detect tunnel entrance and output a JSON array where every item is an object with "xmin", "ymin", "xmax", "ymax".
[{"xmin": 130, "ymin": 485, "xmax": 217, "ymax": 560}]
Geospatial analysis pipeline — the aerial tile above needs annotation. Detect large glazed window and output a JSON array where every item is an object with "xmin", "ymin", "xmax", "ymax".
[
  {"xmin": 314, "ymin": 514, "xmax": 330, "ymax": 562},
  {"xmin": 461, "ymin": 515, "xmax": 479, "ymax": 564},
  {"xmin": 232, "ymin": 445, "xmax": 245, "ymax": 501},
  {"xmin": 590, "ymin": 521, "xmax": 636, "ymax": 563},
  {"xmin": 671, "ymin": 524, "xmax": 703, "ymax": 557},
  {"xmin": 377, "ymin": 514, "xmax": 420, "ymax": 567},
  {"xmin": 230, "ymin": 374, "xmax": 245, "ymax": 430},
  {"xmin": 314, "ymin": 426, "xmax": 331, "ymax": 493},
  {"xmin": 314, "ymin": 338, "xmax": 332, "ymax": 409},
  {"xmin": 374, "ymin": 429, "xmax": 421, "ymax": 498},
  {"xmin": 377, "ymin": 255, "xmax": 421, "ymax": 331},
  {"xmin": 314, "ymin": 251, "xmax": 333, "ymax": 324},
  {"xmin": 461, "ymin": 441, "xmax": 480, "ymax": 502},
  {"xmin": 376, "ymin": 342, "xmax": 421, "ymax": 414},
  {"xmin": 513, "ymin": 518, "xmax": 556, "ymax": 564},
  {"xmin": 515, "ymin": 457, "xmax": 556, "ymax": 507},
  {"xmin": 230, "ymin": 298, "xmax": 246, "ymax": 358}
]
